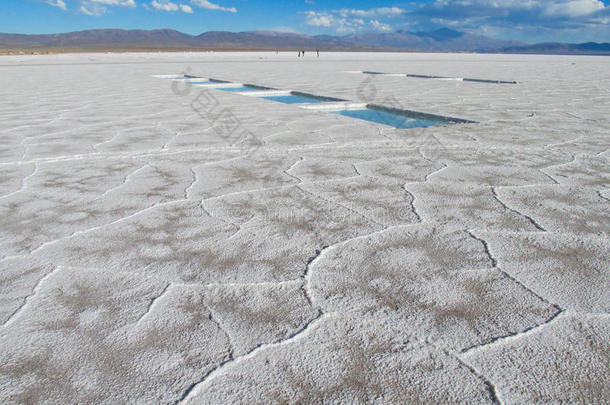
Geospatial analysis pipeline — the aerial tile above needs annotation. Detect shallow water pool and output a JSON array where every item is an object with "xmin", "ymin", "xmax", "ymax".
[
  {"xmin": 262, "ymin": 94, "xmax": 328, "ymax": 104},
  {"xmin": 219, "ymin": 85, "xmax": 264, "ymax": 92},
  {"xmin": 333, "ymin": 108, "xmax": 441, "ymax": 129}
]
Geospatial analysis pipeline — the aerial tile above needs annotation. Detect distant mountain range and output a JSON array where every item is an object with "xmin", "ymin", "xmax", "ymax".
[{"xmin": 1, "ymin": 28, "xmax": 609, "ymax": 55}]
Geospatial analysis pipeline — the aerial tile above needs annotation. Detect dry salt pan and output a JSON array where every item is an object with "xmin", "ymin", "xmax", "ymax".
[{"xmin": 0, "ymin": 51, "xmax": 608, "ymax": 404}]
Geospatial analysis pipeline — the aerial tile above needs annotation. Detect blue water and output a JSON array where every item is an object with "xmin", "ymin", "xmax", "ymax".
[
  {"xmin": 333, "ymin": 109, "xmax": 440, "ymax": 129},
  {"xmin": 262, "ymin": 94, "xmax": 325, "ymax": 104},
  {"xmin": 219, "ymin": 86, "xmax": 262, "ymax": 92}
]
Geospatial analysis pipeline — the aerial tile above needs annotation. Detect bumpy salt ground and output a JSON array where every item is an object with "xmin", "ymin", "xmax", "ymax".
[{"xmin": 0, "ymin": 52, "xmax": 608, "ymax": 404}]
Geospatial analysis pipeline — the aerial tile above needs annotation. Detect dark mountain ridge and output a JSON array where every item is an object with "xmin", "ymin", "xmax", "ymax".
[{"xmin": 1, "ymin": 28, "xmax": 608, "ymax": 55}]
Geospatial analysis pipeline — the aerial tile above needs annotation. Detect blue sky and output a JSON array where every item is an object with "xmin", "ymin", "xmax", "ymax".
[{"xmin": 1, "ymin": 0, "xmax": 609, "ymax": 43}]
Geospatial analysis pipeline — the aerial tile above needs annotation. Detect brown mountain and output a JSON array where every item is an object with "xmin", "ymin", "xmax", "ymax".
[{"xmin": 1, "ymin": 28, "xmax": 608, "ymax": 54}]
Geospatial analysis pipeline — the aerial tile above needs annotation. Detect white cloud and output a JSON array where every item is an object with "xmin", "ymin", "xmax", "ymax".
[
  {"xmin": 338, "ymin": 7, "xmax": 405, "ymax": 18},
  {"xmin": 79, "ymin": 5, "xmax": 93, "ymax": 15},
  {"xmin": 543, "ymin": 0, "xmax": 605, "ymax": 18},
  {"xmin": 370, "ymin": 19, "xmax": 393, "ymax": 32},
  {"xmin": 78, "ymin": 0, "xmax": 137, "ymax": 16},
  {"xmin": 79, "ymin": 4, "xmax": 106, "ymax": 15},
  {"xmin": 191, "ymin": 0, "xmax": 236, "ymax": 13},
  {"xmin": 149, "ymin": 0, "xmax": 193, "ymax": 12},
  {"xmin": 305, "ymin": 11, "xmax": 333, "ymax": 27},
  {"xmin": 305, "ymin": 8, "xmax": 397, "ymax": 33},
  {"xmin": 46, "ymin": 0, "xmax": 67, "ymax": 10},
  {"xmin": 305, "ymin": 13, "xmax": 362, "ymax": 33},
  {"xmin": 411, "ymin": 0, "xmax": 610, "ymax": 42},
  {"xmin": 425, "ymin": 0, "xmax": 606, "ymax": 18},
  {"xmin": 90, "ymin": 0, "xmax": 136, "ymax": 7},
  {"xmin": 151, "ymin": 0, "xmax": 178, "ymax": 11}
]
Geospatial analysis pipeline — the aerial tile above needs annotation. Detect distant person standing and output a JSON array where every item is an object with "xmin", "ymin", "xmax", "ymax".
[
  {"xmin": 302, "ymin": 50, "xmax": 305, "ymax": 57},
  {"xmin": 298, "ymin": 50, "xmax": 301, "ymax": 57},
  {"xmin": 317, "ymin": 49, "xmax": 319, "ymax": 57}
]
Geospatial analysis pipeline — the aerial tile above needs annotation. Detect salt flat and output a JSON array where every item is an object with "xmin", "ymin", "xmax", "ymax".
[{"xmin": 0, "ymin": 52, "xmax": 608, "ymax": 404}]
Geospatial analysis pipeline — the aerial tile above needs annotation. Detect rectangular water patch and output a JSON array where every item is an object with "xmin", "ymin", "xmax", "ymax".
[
  {"xmin": 357, "ymin": 71, "xmax": 517, "ymax": 84},
  {"xmin": 299, "ymin": 102, "xmax": 367, "ymax": 111},
  {"xmin": 332, "ymin": 108, "xmax": 438, "ymax": 129},
  {"xmin": 263, "ymin": 91, "xmax": 346, "ymax": 104},
  {"xmin": 219, "ymin": 85, "xmax": 268, "ymax": 92},
  {"xmin": 331, "ymin": 104, "xmax": 475, "ymax": 129},
  {"xmin": 241, "ymin": 90, "xmax": 291, "ymax": 97},
  {"xmin": 262, "ymin": 95, "xmax": 320, "ymax": 104}
]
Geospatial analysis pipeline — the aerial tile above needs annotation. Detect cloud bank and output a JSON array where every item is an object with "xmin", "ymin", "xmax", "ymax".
[
  {"xmin": 303, "ymin": 1, "xmax": 609, "ymax": 42},
  {"xmin": 43, "ymin": 0, "xmax": 236, "ymax": 16},
  {"xmin": 46, "ymin": 0, "xmax": 67, "ymax": 10},
  {"xmin": 305, "ymin": 7, "xmax": 406, "ymax": 33},
  {"xmin": 191, "ymin": 0, "xmax": 236, "ymax": 13},
  {"xmin": 150, "ymin": 0, "xmax": 193, "ymax": 13}
]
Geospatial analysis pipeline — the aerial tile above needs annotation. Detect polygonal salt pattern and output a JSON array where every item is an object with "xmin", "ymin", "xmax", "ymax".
[
  {"xmin": 0, "ymin": 52, "xmax": 608, "ymax": 403},
  {"xmin": 474, "ymin": 231, "xmax": 610, "ymax": 313},
  {"xmin": 495, "ymin": 185, "xmax": 609, "ymax": 234},
  {"xmin": 0, "ymin": 257, "xmax": 54, "ymax": 325},
  {"xmin": 463, "ymin": 314, "xmax": 609, "ymax": 404},
  {"xmin": 543, "ymin": 154, "xmax": 610, "ymax": 190},
  {"xmin": 184, "ymin": 314, "xmax": 499, "ymax": 404},
  {"xmin": 0, "ymin": 267, "xmax": 231, "ymax": 404},
  {"xmin": 407, "ymin": 182, "xmax": 545, "ymax": 231},
  {"xmin": 201, "ymin": 280, "xmax": 320, "ymax": 356},
  {"xmin": 308, "ymin": 225, "xmax": 560, "ymax": 352}
]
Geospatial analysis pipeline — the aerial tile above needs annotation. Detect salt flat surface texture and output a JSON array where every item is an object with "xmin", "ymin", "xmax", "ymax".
[{"xmin": 0, "ymin": 52, "xmax": 608, "ymax": 404}]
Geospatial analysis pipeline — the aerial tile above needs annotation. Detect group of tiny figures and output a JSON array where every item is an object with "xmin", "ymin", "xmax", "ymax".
[{"xmin": 298, "ymin": 50, "xmax": 319, "ymax": 57}]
